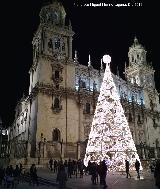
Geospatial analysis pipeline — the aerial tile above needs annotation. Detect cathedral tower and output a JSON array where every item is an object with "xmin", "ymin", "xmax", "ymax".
[
  {"xmin": 125, "ymin": 37, "xmax": 160, "ymax": 159},
  {"xmin": 125, "ymin": 36, "xmax": 155, "ymax": 89},
  {"xmin": 28, "ymin": 0, "xmax": 78, "ymax": 159}
]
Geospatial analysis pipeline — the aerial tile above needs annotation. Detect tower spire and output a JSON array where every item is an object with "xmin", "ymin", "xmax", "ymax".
[
  {"xmin": 100, "ymin": 59, "xmax": 103, "ymax": 70},
  {"xmin": 74, "ymin": 50, "xmax": 78, "ymax": 63},
  {"xmin": 134, "ymin": 36, "xmax": 139, "ymax": 46},
  {"xmin": 88, "ymin": 54, "xmax": 91, "ymax": 67}
]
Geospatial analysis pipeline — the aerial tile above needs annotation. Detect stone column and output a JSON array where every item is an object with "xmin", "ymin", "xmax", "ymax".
[
  {"xmin": 142, "ymin": 148, "xmax": 145, "ymax": 159},
  {"xmin": 77, "ymin": 142, "xmax": 81, "ymax": 160},
  {"xmin": 27, "ymin": 142, "xmax": 31, "ymax": 158},
  {"xmin": 43, "ymin": 142, "xmax": 47, "ymax": 158},
  {"xmin": 61, "ymin": 143, "xmax": 64, "ymax": 159},
  {"xmin": 155, "ymin": 148, "xmax": 158, "ymax": 159},
  {"xmin": 69, "ymin": 37, "xmax": 72, "ymax": 59}
]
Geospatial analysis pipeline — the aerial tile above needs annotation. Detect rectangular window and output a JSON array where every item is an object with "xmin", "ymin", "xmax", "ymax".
[{"xmin": 55, "ymin": 71, "xmax": 59, "ymax": 79}]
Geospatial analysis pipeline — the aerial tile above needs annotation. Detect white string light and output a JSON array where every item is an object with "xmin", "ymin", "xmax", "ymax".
[{"xmin": 84, "ymin": 55, "xmax": 142, "ymax": 171}]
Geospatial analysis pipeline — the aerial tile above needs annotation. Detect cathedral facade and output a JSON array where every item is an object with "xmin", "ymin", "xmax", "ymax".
[{"xmin": 8, "ymin": 1, "xmax": 160, "ymax": 166}]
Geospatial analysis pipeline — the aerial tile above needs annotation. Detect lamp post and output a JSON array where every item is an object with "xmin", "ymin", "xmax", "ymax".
[{"xmin": 60, "ymin": 139, "xmax": 63, "ymax": 158}]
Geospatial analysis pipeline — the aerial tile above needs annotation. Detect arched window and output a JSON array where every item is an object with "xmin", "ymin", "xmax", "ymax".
[
  {"xmin": 52, "ymin": 128, "xmax": 60, "ymax": 141},
  {"xmin": 54, "ymin": 98, "xmax": 60, "ymax": 109},
  {"xmin": 55, "ymin": 70, "xmax": 59, "ymax": 79},
  {"xmin": 48, "ymin": 39, "xmax": 53, "ymax": 49},
  {"xmin": 55, "ymin": 38, "xmax": 60, "ymax": 50},
  {"xmin": 86, "ymin": 103, "xmax": 90, "ymax": 114},
  {"xmin": 132, "ymin": 56, "xmax": 134, "ymax": 62},
  {"xmin": 82, "ymin": 81, "xmax": 86, "ymax": 88}
]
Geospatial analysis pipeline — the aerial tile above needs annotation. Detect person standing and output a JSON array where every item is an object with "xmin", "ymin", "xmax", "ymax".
[
  {"xmin": 49, "ymin": 158, "xmax": 53, "ymax": 171},
  {"xmin": 67, "ymin": 159, "xmax": 73, "ymax": 178},
  {"xmin": 13, "ymin": 165, "xmax": 21, "ymax": 188},
  {"xmin": 54, "ymin": 160, "xmax": 58, "ymax": 173},
  {"xmin": 125, "ymin": 160, "xmax": 131, "ymax": 178},
  {"xmin": 30, "ymin": 164, "xmax": 39, "ymax": 186},
  {"xmin": 56, "ymin": 165, "xmax": 67, "ymax": 189},
  {"xmin": 98, "ymin": 160, "xmax": 108, "ymax": 189},
  {"xmin": 135, "ymin": 159, "xmax": 140, "ymax": 179},
  {"xmin": 154, "ymin": 160, "xmax": 160, "ymax": 189}
]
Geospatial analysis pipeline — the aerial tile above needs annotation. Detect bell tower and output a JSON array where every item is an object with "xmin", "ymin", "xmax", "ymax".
[
  {"xmin": 125, "ymin": 37, "xmax": 155, "ymax": 89},
  {"xmin": 29, "ymin": 0, "xmax": 74, "ymax": 93},
  {"xmin": 26, "ymin": 0, "xmax": 77, "ymax": 158}
]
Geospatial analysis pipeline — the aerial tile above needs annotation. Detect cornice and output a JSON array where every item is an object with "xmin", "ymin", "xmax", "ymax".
[{"xmin": 40, "ymin": 24, "xmax": 74, "ymax": 37}]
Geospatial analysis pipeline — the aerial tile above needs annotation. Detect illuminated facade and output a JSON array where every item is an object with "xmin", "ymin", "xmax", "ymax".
[{"xmin": 8, "ymin": 1, "xmax": 160, "ymax": 166}]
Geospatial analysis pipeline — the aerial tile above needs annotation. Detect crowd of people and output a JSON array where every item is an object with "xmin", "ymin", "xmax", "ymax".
[
  {"xmin": 52, "ymin": 158, "xmax": 160, "ymax": 189},
  {"xmin": 0, "ymin": 158, "xmax": 159, "ymax": 189},
  {"xmin": 0, "ymin": 164, "xmax": 23, "ymax": 188},
  {"xmin": 48, "ymin": 158, "xmax": 108, "ymax": 189}
]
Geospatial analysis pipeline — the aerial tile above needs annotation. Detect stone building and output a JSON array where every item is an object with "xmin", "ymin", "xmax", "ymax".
[{"xmin": 8, "ymin": 1, "xmax": 160, "ymax": 166}]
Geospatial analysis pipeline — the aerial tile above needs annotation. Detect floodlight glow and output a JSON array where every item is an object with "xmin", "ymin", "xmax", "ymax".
[{"xmin": 103, "ymin": 54, "xmax": 111, "ymax": 64}]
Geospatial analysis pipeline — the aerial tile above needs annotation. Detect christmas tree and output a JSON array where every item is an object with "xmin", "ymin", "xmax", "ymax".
[{"xmin": 84, "ymin": 55, "xmax": 141, "ymax": 171}]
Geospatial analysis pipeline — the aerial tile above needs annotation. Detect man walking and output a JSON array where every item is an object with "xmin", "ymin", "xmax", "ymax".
[
  {"xmin": 98, "ymin": 160, "xmax": 108, "ymax": 189},
  {"xmin": 125, "ymin": 160, "xmax": 131, "ymax": 178},
  {"xmin": 135, "ymin": 159, "xmax": 140, "ymax": 179}
]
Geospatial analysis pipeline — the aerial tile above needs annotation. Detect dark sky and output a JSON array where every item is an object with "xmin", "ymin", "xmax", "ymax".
[{"xmin": 1, "ymin": 0, "xmax": 159, "ymax": 127}]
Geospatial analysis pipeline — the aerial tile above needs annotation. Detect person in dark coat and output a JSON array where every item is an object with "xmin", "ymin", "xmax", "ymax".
[
  {"xmin": 56, "ymin": 165, "xmax": 67, "ymax": 189},
  {"xmin": 13, "ymin": 165, "xmax": 21, "ymax": 187},
  {"xmin": 98, "ymin": 160, "xmax": 108, "ymax": 189},
  {"xmin": 30, "ymin": 164, "xmax": 38, "ymax": 186},
  {"xmin": 125, "ymin": 160, "xmax": 131, "ymax": 178},
  {"xmin": 67, "ymin": 159, "xmax": 73, "ymax": 178},
  {"xmin": 90, "ymin": 162, "xmax": 98, "ymax": 185},
  {"xmin": 135, "ymin": 159, "xmax": 140, "ymax": 179},
  {"xmin": 79, "ymin": 160, "xmax": 84, "ymax": 178},
  {"xmin": 49, "ymin": 158, "xmax": 53, "ymax": 171},
  {"xmin": 54, "ymin": 160, "xmax": 58, "ymax": 173},
  {"xmin": 154, "ymin": 160, "xmax": 160, "ymax": 189}
]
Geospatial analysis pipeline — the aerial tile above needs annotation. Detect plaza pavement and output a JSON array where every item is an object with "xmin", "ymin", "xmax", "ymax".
[
  {"xmin": 37, "ymin": 168, "xmax": 158, "ymax": 189},
  {"xmin": 0, "ymin": 168, "xmax": 157, "ymax": 189}
]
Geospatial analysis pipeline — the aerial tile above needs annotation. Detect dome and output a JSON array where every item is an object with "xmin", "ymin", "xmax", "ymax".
[
  {"xmin": 131, "ymin": 36, "xmax": 144, "ymax": 50},
  {"xmin": 40, "ymin": 0, "xmax": 66, "ymax": 27}
]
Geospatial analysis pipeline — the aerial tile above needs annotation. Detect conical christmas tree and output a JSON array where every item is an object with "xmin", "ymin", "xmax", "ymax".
[{"xmin": 84, "ymin": 55, "xmax": 141, "ymax": 171}]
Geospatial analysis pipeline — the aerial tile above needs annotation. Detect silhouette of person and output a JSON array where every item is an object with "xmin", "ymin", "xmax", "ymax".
[
  {"xmin": 98, "ymin": 160, "xmax": 108, "ymax": 189},
  {"xmin": 154, "ymin": 160, "xmax": 160, "ymax": 189},
  {"xmin": 125, "ymin": 160, "xmax": 131, "ymax": 178},
  {"xmin": 56, "ymin": 165, "xmax": 67, "ymax": 189},
  {"xmin": 135, "ymin": 159, "xmax": 140, "ymax": 179},
  {"xmin": 49, "ymin": 158, "xmax": 53, "ymax": 171}
]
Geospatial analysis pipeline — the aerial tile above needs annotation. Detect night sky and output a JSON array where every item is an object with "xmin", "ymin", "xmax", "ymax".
[{"xmin": 1, "ymin": 0, "xmax": 159, "ymax": 127}]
